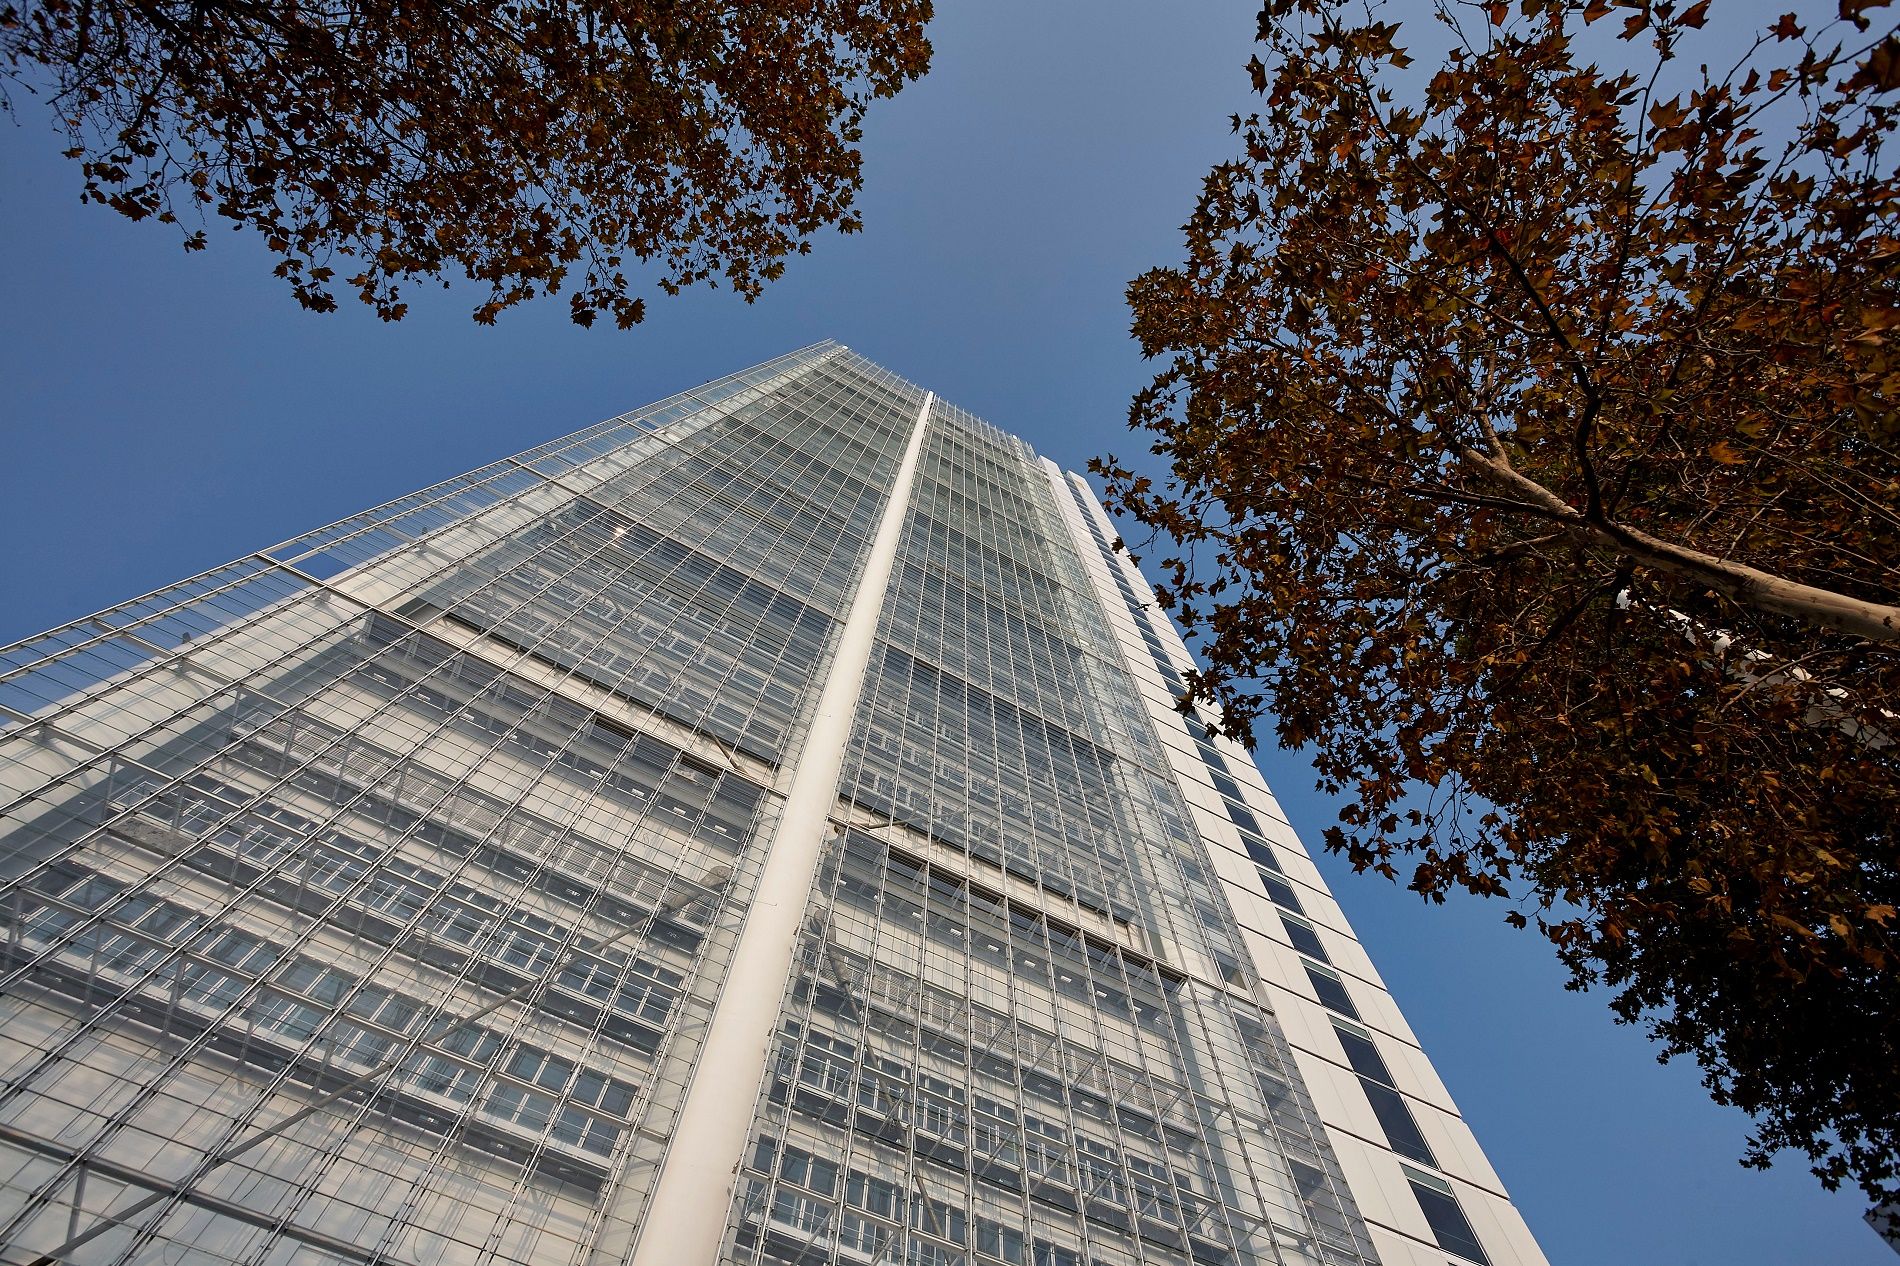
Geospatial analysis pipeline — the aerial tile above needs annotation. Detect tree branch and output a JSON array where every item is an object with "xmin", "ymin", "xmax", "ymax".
[{"xmin": 1454, "ymin": 443, "xmax": 1900, "ymax": 642}]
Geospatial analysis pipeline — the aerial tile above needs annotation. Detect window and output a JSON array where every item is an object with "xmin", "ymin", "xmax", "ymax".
[
  {"xmin": 1287, "ymin": 1157, "xmax": 1331, "ymax": 1205},
  {"xmin": 588, "ymin": 1071, "xmax": 641, "ymax": 1118},
  {"xmin": 407, "ymin": 1045, "xmax": 490, "ymax": 1102},
  {"xmin": 507, "ymin": 1046, "xmax": 575, "ymax": 1093},
  {"xmin": 904, "ymin": 1238, "xmax": 966, "ymax": 1266},
  {"xmin": 972, "ymin": 1096, "xmax": 1021, "ymax": 1168},
  {"xmin": 1280, "ymin": 913, "xmax": 1328, "ymax": 962},
  {"xmin": 1404, "ymin": 1166, "xmax": 1490, "ymax": 1265},
  {"xmin": 1329, "ymin": 1020, "xmax": 1435, "ymax": 1161},
  {"xmin": 485, "ymin": 1081, "xmax": 556, "ymax": 1133},
  {"xmin": 1361, "ymin": 1080, "xmax": 1436, "ymax": 1166},
  {"xmin": 1127, "ymin": 1155, "xmax": 1178, "ymax": 1222},
  {"xmin": 177, "ymin": 963, "xmax": 246, "ymax": 1009},
  {"xmin": 1330, "ymin": 1023, "xmax": 1392, "ymax": 1084},
  {"xmin": 779, "ymin": 1145, "xmax": 840, "ymax": 1196},
  {"xmin": 135, "ymin": 901, "xmax": 203, "ymax": 942},
  {"xmin": 1031, "ymin": 1240, "xmax": 1078, "ymax": 1266},
  {"xmin": 976, "ymin": 1217, "xmax": 1026, "ymax": 1264},
  {"xmin": 1256, "ymin": 1071, "xmax": 1295, "ymax": 1121},
  {"xmin": 1022, "ymin": 1115, "xmax": 1070, "ymax": 1185},
  {"xmin": 752, "ymin": 1136, "xmax": 780, "ymax": 1174},
  {"xmin": 1240, "ymin": 835, "xmax": 1282, "ymax": 872},
  {"xmin": 1258, "ymin": 870, "xmax": 1304, "ymax": 914},
  {"xmin": 63, "ymin": 873, "xmax": 125, "ymax": 911},
  {"xmin": 205, "ymin": 927, "xmax": 278, "ymax": 973},
  {"xmin": 770, "ymin": 1188, "xmax": 832, "ymax": 1235},
  {"xmin": 848, "ymin": 1170, "xmax": 904, "ymax": 1220},
  {"xmin": 916, "ymin": 1087, "xmax": 968, "ymax": 1145},
  {"xmin": 558, "ymin": 957, "xmax": 678, "ymax": 1024},
  {"xmin": 251, "ymin": 994, "xmax": 326, "ymax": 1041},
  {"xmin": 858, "ymin": 1066, "xmax": 908, "ymax": 1116},
  {"xmin": 95, "ymin": 922, "xmax": 166, "ymax": 975},
  {"xmin": 1303, "ymin": 963, "xmax": 1359, "ymax": 1019},
  {"xmin": 841, "ymin": 1211, "xmax": 892, "ymax": 1256},
  {"xmin": 799, "ymin": 1031, "xmax": 856, "ymax": 1096},
  {"xmin": 1076, "ymin": 1136, "xmax": 1124, "ymax": 1206},
  {"xmin": 915, "ymin": 1197, "xmax": 967, "ymax": 1246},
  {"xmin": 551, "ymin": 1102, "xmax": 622, "ymax": 1156}
]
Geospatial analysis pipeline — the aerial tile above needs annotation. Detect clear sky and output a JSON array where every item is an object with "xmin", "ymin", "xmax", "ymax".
[{"xmin": 0, "ymin": 2, "xmax": 1886, "ymax": 1263}]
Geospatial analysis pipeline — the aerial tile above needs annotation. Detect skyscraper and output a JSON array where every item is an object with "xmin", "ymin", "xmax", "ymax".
[{"xmin": 0, "ymin": 343, "xmax": 1545, "ymax": 1266}]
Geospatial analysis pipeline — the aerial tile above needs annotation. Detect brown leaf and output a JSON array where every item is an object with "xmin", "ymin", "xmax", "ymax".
[
  {"xmin": 1848, "ymin": 36, "xmax": 1900, "ymax": 92},
  {"xmin": 1113, "ymin": 0, "xmax": 1900, "ymax": 1216},
  {"xmin": 1840, "ymin": 0, "xmax": 1896, "ymax": 32},
  {"xmin": 18, "ymin": 0, "xmax": 935, "ymax": 325}
]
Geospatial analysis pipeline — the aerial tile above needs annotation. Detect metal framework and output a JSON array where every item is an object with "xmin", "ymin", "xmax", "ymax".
[{"xmin": 0, "ymin": 344, "xmax": 1523, "ymax": 1266}]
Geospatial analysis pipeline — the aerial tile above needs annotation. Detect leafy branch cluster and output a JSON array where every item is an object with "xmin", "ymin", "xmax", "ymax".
[
  {"xmin": 1097, "ymin": 0, "xmax": 1900, "ymax": 1205},
  {"xmin": 0, "ymin": 0, "xmax": 932, "ymax": 324}
]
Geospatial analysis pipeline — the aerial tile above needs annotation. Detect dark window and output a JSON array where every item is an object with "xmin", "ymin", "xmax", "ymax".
[
  {"xmin": 978, "ymin": 1218, "xmax": 1026, "ymax": 1264},
  {"xmin": 1259, "ymin": 871, "xmax": 1304, "ymax": 914},
  {"xmin": 1241, "ymin": 835, "xmax": 1281, "ymax": 872},
  {"xmin": 1033, "ymin": 1240, "xmax": 1080, "ymax": 1266},
  {"xmin": 1287, "ymin": 1157, "xmax": 1332, "ymax": 1205},
  {"xmin": 1281, "ymin": 914, "xmax": 1328, "ymax": 963},
  {"xmin": 1331, "ymin": 1025, "xmax": 1394, "ymax": 1085},
  {"xmin": 1304, "ymin": 964, "xmax": 1359, "ymax": 1019},
  {"xmin": 1406, "ymin": 1171, "xmax": 1490, "ymax": 1265},
  {"xmin": 1361, "ymin": 1079, "xmax": 1436, "ymax": 1166},
  {"xmin": 779, "ymin": 1145, "xmax": 839, "ymax": 1196}
]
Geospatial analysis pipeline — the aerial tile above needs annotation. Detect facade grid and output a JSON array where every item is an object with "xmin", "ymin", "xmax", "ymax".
[{"xmin": 0, "ymin": 345, "xmax": 1545, "ymax": 1266}]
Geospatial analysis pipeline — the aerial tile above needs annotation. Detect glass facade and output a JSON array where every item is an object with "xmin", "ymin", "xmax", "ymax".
[
  {"xmin": 0, "ymin": 344, "xmax": 1539, "ymax": 1266},
  {"xmin": 729, "ymin": 402, "xmax": 1375, "ymax": 1266}
]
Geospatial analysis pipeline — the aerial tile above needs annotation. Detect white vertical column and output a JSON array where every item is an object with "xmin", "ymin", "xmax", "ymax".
[{"xmin": 629, "ymin": 392, "xmax": 935, "ymax": 1266}]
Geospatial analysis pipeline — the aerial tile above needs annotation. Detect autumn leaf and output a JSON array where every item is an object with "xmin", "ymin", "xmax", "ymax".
[
  {"xmin": 1, "ymin": 1, "xmax": 934, "ymax": 325},
  {"xmin": 1841, "ymin": 0, "xmax": 1897, "ymax": 33},
  {"xmin": 1649, "ymin": 97, "xmax": 1688, "ymax": 129},
  {"xmin": 1849, "ymin": 35, "xmax": 1900, "ymax": 92},
  {"xmin": 1107, "ymin": 0, "xmax": 1900, "ymax": 1219}
]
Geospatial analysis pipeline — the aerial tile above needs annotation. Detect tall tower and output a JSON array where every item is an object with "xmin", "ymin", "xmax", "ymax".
[{"xmin": 0, "ymin": 344, "xmax": 1545, "ymax": 1266}]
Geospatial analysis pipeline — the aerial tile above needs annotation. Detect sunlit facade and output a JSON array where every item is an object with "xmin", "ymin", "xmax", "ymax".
[{"xmin": 0, "ymin": 343, "xmax": 1545, "ymax": 1266}]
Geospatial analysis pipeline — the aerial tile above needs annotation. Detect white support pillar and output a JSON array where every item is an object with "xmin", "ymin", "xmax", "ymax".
[{"xmin": 628, "ymin": 392, "xmax": 935, "ymax": 1266}]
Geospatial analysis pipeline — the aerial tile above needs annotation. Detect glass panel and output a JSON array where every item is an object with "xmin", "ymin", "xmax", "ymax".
[
  {"xmin": 1362, "ymin": 1078, "xmax": 1437, "ymax": 1166},
  {"xmin": 1305, "ymin": 963, "xmax": 1361, "ymax": 1019},
  {"xmin": 1409, "ymin": 1175, "xmax": 1491, "ymax": 1265}
]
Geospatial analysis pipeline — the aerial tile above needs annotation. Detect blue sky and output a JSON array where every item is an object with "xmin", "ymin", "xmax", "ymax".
[{"xmin": 0, "ymin": 2, "xmax": 1886, "ymax": 1262}]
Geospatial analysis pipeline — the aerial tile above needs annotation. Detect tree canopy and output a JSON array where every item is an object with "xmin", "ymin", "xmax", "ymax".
[
  {"xmin": 1097, "ymin": 0, "xmax": 1900, "ymax": 1208},
  {"xmin": 0, "ymin": 0, "xmax": 932, "ymax": 324}
]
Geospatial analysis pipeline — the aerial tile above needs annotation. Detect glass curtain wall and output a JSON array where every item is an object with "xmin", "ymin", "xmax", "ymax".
[
  {"xmin": 0, "ymin": 346, "xmax": 1392, "ymax": 1266},
  {"xmin": 723, "ymin": 405, "xmax": 1381, "ymax": 1266},
  {"xmin": 0, "ymin": 345, "xmax": 923, "ymax": 1266}
]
